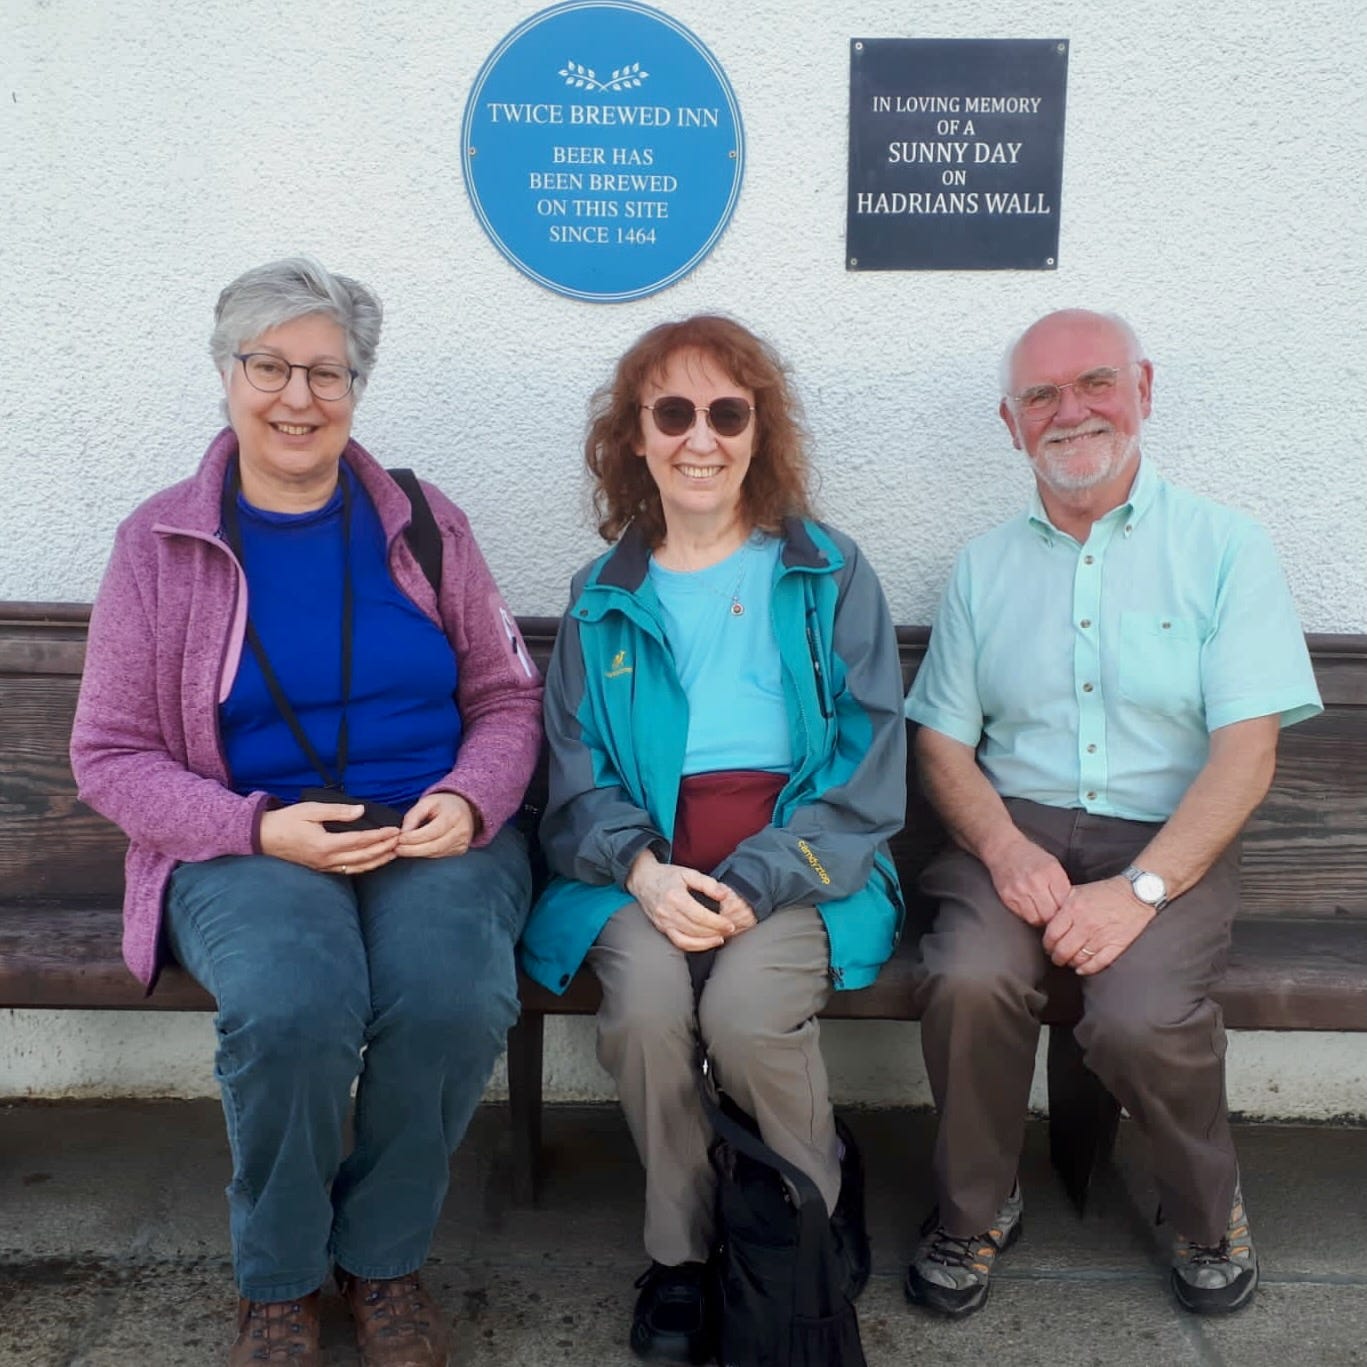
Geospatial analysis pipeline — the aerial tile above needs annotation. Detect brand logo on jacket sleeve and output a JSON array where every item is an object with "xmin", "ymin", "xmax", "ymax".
[
  {"xmin": 606, "ymin": 650, "xmax": 634, "ymax": 679},
  {"xmin": 797, "ymin": 839, "xmax": 832, "ymax": 885}
]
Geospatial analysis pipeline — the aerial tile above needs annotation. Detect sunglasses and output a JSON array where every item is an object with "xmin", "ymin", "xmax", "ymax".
[{"xmin": 641, "ymin": 396, "xmax": 755, "ymax": 438}]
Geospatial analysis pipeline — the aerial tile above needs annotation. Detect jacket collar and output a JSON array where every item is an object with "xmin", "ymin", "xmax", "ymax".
[
  {"xmin": 176, "ymin": 427, "xmax": 415, "ymax": 545},
  {"xmin": 592, "ymin": 515, "xmax": 834, "ymax": 596}
]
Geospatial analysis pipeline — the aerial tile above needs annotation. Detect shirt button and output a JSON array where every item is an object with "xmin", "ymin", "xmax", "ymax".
[
  {"xmin": 1161, "ymin": 620, "xmax": 1172, "ymax": 630},
  {"xmin": 1084, "ymin": 555, "xmax": 1095, "ymax": 565},
  {"xmin": 1124, "ymin": 523, "xmax": 1133, "ymax": 534},
  {"xmin": 1086, "ymin": 791, "xmax": 1097, "ymax": 800},
  {"xmin": 1082, "ymin": 682, "xmax": 1094, "ymax": 693},
  {"xmin": 1080, "ymin": 618, "xmax": 1091, "ymax": 628},
  {"xmin": 1087, "ymin": 743, "xmax": 1097, "ymax": 753}
]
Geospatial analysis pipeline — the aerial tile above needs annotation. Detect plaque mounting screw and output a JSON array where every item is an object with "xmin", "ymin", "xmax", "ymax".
[
  {"xmin": 849, "ymin": 257, "xmax": 858, "ymax": 267},
  {"xmin": 1057, "ymin": 43, "xmax": 1066, "ymax": 52},
  {"xmin": 468, "ymin": 147, "xmax": 477, "ymax": 156},
  {"xmin": 729, "ymin": 149, "xmax": 737, "ymax": 158},
  {"xmin": 1046, "ymin": 257, "xmax": 1056, "ymax": 266},
  {"xmin": 854, "ymin": 41, "xmax": 863, "ymax": 51}
]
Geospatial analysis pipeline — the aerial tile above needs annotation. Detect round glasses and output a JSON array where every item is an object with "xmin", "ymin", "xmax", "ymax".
[
  {"xmin": 642, "ymin": 396, "xmax": 754, "ymax": 438},
  {"xmin": 234, "ymin": 352, "xmax": 358, "ymax": 401},
  {"xmin": 1011, "ymin": 363, "xmax": 1138, "ymax": 418}
]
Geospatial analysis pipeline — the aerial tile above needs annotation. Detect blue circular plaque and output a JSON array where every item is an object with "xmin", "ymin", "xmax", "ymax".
[{"xmin": 462, "ymin": 1, "xmax": 745, "ymax": 303}]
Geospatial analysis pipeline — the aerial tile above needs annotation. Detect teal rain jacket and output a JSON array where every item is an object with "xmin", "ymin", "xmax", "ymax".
[{"xmin": 519, "ymin": 518, "xmax": 907, "ymax": 994}]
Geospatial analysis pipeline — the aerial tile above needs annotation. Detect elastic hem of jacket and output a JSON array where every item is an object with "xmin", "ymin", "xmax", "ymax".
[
  {"xmin": 424, "ymin": 782, "xmax": 491, "ymax": 846},
  {"xmin": 612, "ymin": 828, "xmax": 667, "ymax": 883},
  {"xmin": 251, "ymin": 794, "xmax": 279, "ymax": 855},
  {"xmin": 723, "ymin": 869, "xmax": 772, "ymax": 919}
]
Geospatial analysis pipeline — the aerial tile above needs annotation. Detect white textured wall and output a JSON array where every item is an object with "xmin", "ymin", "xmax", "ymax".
[{"xmin": 1, "ymin": 1, "xmax": 1364, "ymax": 1112}]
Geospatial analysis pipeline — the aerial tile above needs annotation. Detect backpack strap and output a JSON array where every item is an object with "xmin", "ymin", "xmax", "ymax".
[
  {"xmin": 388, "ymin": 467, "xmax": 443, "ymax": 596},
  {"xmin": 697, "ymin": 1058, "xmax": 827, "ymax": 1211}
]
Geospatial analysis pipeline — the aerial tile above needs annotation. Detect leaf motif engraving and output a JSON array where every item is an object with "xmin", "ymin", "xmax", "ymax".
[{"xmin": 552, "ymin": 56, "xmax": 650, "ymax": 93}]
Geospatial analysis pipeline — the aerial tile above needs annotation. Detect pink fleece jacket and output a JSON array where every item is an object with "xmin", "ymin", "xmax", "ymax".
[{"xmin": 70, "ymin": 428, "xmax": 543, "ymax": 988}]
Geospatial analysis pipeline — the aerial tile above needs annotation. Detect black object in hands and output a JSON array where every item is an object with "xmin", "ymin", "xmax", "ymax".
[
  {"xmin": 300, "ymin": 787, "xmax": 405, "ymax": 833},
  {"xmin": 687, "ymin": 891, "xmax": 722, "ymax": 1000}
]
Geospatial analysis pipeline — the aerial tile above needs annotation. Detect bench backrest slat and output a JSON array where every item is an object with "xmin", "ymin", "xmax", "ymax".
[{"xmin": 2, "ymin": 606, "xmax": 1363, "ymax": 921}]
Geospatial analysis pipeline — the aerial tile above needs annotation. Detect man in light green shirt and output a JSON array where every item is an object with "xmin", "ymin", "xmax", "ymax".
[{"xmin": 903, "ymin": 309, "xmax": 1321, "ymax": 1321}]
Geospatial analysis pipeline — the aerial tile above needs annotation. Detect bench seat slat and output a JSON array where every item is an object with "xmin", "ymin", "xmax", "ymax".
[{"xmin": 13, "ymin": 907, "xmax": 1355, "ymax": 1026}]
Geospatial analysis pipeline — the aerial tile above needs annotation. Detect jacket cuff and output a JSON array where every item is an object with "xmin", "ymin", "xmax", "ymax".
[
  {"xmin": 722, "ymin": 869, "xmax": 773, "ymax": 920},
  {"xmin": 250, "ymin": 794, "xmax": 279, "ymax": 856},
  {"xmin": 611, "ymin": 829, "xmax": 668, "ymax": 885},
  {"xmin": 424, "ymin": 780, "xmax": 494, "ymax": 847}
]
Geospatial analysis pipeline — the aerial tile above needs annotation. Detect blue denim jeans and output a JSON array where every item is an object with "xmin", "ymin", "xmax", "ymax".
[{"xmin": 165, "ymin": 825, "xmax": 530, "ymax": 1300}]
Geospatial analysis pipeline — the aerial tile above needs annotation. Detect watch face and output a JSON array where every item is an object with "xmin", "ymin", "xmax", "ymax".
[{"xmin": 1133, "ymin": 872, "xmax": 1166, "ymax": 904}]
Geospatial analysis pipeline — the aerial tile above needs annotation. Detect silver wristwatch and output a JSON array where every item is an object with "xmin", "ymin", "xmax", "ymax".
[{"xmin": 1122, "ymin": 865, "xmax": 1169, "ymax": 911}]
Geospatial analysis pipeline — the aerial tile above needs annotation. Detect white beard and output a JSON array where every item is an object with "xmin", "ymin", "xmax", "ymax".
[{"xmin": 1032, "ymin": 426, "xmax": 1138, "ymax": 493}]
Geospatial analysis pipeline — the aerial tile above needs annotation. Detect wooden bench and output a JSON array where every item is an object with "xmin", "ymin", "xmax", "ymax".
[{"xmin": 4, "ymin": 600, "xmax": 1367, "ymax": 1212}]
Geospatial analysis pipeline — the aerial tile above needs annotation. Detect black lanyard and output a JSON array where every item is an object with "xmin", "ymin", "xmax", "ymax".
[{"xmin": 221, "ymin": 462, "xmax": 356, "ymax": 791}]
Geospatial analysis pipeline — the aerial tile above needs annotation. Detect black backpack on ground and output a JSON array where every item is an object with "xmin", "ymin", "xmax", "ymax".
[{"xmin": 698, "ymin": 1058, "xmax": 869, "ymax": 1367}]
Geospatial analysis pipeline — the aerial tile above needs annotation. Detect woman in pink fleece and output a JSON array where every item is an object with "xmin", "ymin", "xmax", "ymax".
[{"xmin": 70, "ymin": 257, "xmax": 542, "ymax": 1367}]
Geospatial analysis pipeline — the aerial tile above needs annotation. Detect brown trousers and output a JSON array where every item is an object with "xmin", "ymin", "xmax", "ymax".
[
  {"xmin": 916, "ymin": 798, "xmax": 1241, "ymax": 1245},
  {"xmin": 588, "ymin": 902, "xmax": 838, "ymax": 1265}
]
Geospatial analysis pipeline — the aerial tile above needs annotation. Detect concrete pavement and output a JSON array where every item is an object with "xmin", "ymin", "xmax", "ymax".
[{"xmin": 1, "ymin": 1100, "xmax": 1364, "ymax": 1366}]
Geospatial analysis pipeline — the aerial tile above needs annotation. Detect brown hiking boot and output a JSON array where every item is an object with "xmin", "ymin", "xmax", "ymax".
[
  {"xmin": 229, "ymin": 1291, "xmax": 321, "ymax": 1365},
  {"xmin": 337, "ymin": 1268, "xmax": 451, "ymax": 1366}
]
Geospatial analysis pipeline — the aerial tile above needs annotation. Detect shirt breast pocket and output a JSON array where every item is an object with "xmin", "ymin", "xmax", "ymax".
[{"xmin": 1117, "ymin": 612, "xmax": 1204, "ymax": 715}]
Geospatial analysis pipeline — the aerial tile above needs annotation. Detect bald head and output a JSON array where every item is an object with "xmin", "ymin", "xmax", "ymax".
[{"xmin": 999, "ymin": 310, "xmax": 1144, "ymax": 399}]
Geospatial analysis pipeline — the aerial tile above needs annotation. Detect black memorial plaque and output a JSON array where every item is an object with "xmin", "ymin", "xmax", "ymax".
[{"xmin": 847, "ymin": 39, "xmax": 1068, "ymax": 271}]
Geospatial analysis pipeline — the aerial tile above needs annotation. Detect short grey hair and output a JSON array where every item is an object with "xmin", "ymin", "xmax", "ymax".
[
  {"xmin": 998, "ymin": 310, "xmax": 1144, "ymax": 399},
  {"xmin": 210, "ymin": 256, "xmax": 383, "ymax": 400}
]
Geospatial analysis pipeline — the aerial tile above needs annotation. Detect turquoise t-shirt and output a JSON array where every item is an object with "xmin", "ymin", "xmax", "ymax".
[
  {"xmin": 905, "ymin": 460, "xmax": 1322, "ymax": 822},
  {"xmin": 648, "ymin": 533, "xmax": 791, "ymax": 776}
]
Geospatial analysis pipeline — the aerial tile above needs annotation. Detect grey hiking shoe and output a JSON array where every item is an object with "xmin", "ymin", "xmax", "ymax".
[
  {"xmin": 904, "ymin": 1182, "xmax": 1023, "ymax": 1318},
  {"xmin": 1171, "ymin": 1180, "xmax": 1258, "ymax": 1314}
]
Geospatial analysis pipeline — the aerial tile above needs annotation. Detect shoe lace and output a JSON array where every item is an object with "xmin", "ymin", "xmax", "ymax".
[
  {"xmin": 924, "ymin": 1227, "xmax": 994, "ymax": 1271},
  {"xmin": 354, "ymin": 1276, "xmax": 431, "ymax": 1339},
  {"xmin": 1178, "ymin": 1197, "xmax": 1252, "ymax": 1266},
  {"xmin": 1184, "ymin": 1236, "xmax": 1232, "ymax": 1266},
  {"xmin": 243, "ymin": 1300, "xmax": 313, "ymax": 1359}
]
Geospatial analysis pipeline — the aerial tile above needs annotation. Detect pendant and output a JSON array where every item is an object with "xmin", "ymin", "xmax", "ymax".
[{"xmin": 730, "ymin": 600, "xmax": 745, "ymax": 616}]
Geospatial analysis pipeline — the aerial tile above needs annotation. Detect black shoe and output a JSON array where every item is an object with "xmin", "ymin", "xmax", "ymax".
[
  {"xmin": 630, "ymin": 1261, "xmax": 712, "ymax": 1364},
  {"xmin": 832, "ymin": 1117, "xmax": 871, "ymax": 1300}
]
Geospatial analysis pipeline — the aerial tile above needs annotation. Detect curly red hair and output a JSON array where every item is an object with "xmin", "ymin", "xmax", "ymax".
[{"xmin": 586, "ymin": 315, "xmax": 814, "ymax": 545}]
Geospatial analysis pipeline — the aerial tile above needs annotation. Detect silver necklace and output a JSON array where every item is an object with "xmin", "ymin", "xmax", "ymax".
[
  {"xmin": 664, "ymin": 539, "xmax": 751, "ymax": 615},
  {"xmin": 714, "ymin": 540, "xmax": 752, "ymax": 616}
]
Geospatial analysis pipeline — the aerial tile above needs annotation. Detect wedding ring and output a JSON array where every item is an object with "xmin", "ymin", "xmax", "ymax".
[
  {"xmin": 340, "ymin": 865, "xmax": 351, "ymax": 876},
  {"xmin": 1079, "ymin": 947, "xmax": 1096, "ymax": 958}
]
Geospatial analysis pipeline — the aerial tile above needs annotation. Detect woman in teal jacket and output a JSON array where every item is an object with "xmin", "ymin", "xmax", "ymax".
[{"xmin": 520, "ymin": 316, "xmax": 905, "ymax": 1364}]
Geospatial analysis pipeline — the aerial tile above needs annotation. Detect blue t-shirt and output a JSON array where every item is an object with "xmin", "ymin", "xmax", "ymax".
[
  {"xmin": 648, "ymin": 533, "xmax": 791, "ymax": 776},
  {"xmin": 221, "ymin": 466, "xmax": 461, "ymax": 807}
]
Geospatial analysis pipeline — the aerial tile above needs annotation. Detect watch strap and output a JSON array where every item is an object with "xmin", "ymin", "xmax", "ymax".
[{"xmin": 1122, "ymin": 864, "xmax": 1169, "ymax": 911}]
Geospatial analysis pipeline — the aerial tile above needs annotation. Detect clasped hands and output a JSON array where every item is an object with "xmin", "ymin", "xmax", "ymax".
[
  {"xmin": 984, "ymin": 833, "xmax": 1154, "ymax": 975},
  {"xmin": 626, "ymin": 849, "xmax": 757, "ymax": 952},
  {"xmin": 259, "ymin": 791, "xmax": 479, "ymax": 875}
]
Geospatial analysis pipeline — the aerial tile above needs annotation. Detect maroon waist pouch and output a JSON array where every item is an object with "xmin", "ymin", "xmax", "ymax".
[{"xmin": 672, "ymin": 770, "xmax": 787, "ymax": 873}]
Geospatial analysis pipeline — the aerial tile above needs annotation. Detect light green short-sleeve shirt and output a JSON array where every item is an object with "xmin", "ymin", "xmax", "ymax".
[{"xmin": 905, "ymin": 460, "xmax": 1323, "ymax": 822}]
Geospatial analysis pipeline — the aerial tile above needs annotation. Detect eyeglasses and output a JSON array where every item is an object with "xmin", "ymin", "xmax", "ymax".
[
  {"xmin": 641, "ymin": 396, "xmax": 754, "ymax": 438},
  {"xmin": 1012, "ymin": 363, "xmax": 1138, "ymax": 417},
  {"xmin": 234, "ymin": 352, "xmax": 358, "ymax": 401}
]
